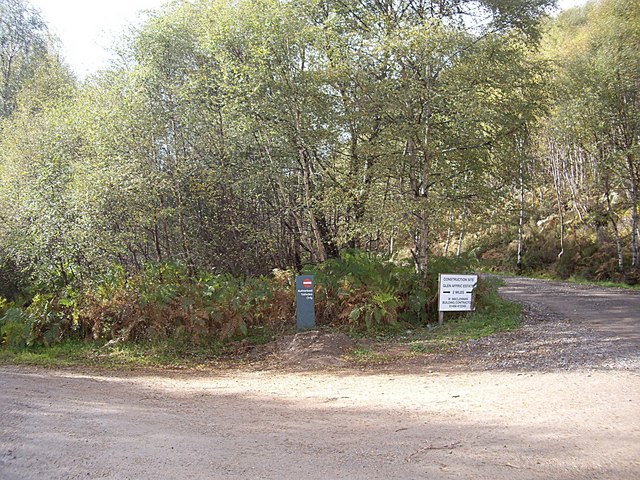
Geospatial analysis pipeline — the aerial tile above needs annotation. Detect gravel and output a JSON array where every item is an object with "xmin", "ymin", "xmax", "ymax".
[
  {"xmin": 457, "ymin": 300, "xmax": 640, "ymax": 371},
  {"xmin": 352, "ymin": 276, "xmax": 640, "ymax": 373}
]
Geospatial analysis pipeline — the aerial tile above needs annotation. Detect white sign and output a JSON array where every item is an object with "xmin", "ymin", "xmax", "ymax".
[{"xmin": 438, "ymin": 274, "xmax": 478, "ymax": 312}]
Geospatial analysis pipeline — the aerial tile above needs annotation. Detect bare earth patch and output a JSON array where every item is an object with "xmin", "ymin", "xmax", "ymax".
[
  {"xmin": 268, "ymin": 330, "xmax": 358, "ymax": 368},
  {"xmin": 1, "ymin": 277, "xmax": 639, "ymax": 479}
]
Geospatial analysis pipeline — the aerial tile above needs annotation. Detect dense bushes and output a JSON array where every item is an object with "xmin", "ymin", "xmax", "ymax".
[
  {"xmin": 0, "ymin": 264, "xmax": 295, "ymax": 348},
  {"xmin": 476, "ymin": 226, "xmax": 639, "ymax": 284},
  {"xmin": 0, "ymin": 252, "xmax": 481, "ymax": 349},
  {"xmin": 305, "ymin": 251, "xmax": 432, "ymax": 330}
]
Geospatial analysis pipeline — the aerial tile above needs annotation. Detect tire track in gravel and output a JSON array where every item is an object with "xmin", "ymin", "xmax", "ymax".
[
  {"xmin": 0, "ymin": 278, "xmax": 638, "ymax": 479},
  {"xmin": 492, "ymin": 276, "xmax": 640, "ymax": 370},
  {"xmin": 500, "ymin": 277, "xmax": 640, "ymax": 340}
]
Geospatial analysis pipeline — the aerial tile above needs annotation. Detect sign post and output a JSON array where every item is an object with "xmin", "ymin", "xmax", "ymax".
[
  {"xmin": 438, "ymin": 274, "xmax": 478, "ymax": 325},
  {"xmin": 296, "ymin": 275, "xmax": 316, "ymax": 331}
]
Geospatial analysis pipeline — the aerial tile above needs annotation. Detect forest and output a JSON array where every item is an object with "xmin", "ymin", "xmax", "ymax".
[{"xmin": 0, "ymin": 0, "xmax": 638, "ymax": 348}]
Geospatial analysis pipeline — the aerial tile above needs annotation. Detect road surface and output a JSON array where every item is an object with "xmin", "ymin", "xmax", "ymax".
[
  {"xmin": 499, "ymin": 276, "xmax": 640, "ymax": 353},
  {"xmin": 1, "ymin": 277, "xmax": 639, "ymax": 479}
]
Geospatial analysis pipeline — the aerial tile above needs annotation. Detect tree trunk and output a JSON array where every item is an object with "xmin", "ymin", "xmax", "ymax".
[
  {"xmin": 605, "ymin": 171, "xmax": 625, "ymax": 272},
  {"xmin": 406, "ymin": 135, "xmax": 430, "ymax": 274},
  {"xmin": 299, "ymin": 146, "xmax": 333, "ymax": 262},
  {"xmin": 557, "ymin": 197, "xmax": 565, "ymax": 261},
  {"xmin": 443, "ymin": 208, "xmax": 454, "ymax": 256},
  {"xmin": 517, "ymin": 163, "xmax": 525, "ymax": 274},
  {"xmin": 456, "ymin": 203, "xmax": 468, "ymax": 258},
  {"xmin": 550, "ymin": 142, "xmax": 565, "ymax": 260},
  {"xmin": 627, "ymin": 154, "xmax": 639, "ymax": 268},
  {"xmin": 412, "ymin": 220, "xmax": 430, "ymax": 275}
]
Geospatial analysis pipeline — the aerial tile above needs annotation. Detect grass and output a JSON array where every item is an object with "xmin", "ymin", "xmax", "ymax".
[
  {"xmin": 0, "ymin": 337, "xmax": 240, "ymax": 370},
  {"xmin": 344, "ymin": 278, "xmax": 521, "ymax": 363},
  {"xmin": 344, "ymin": 297, "xmax": 520, "ymax": 364},
  {"xmin": 0, "ymin": 341, "xmax": 93, "ymax": 368},
  {"xmin": 401, "ymin": 291, "xmax": 521, "ymax": 355},
  {"xmin": 564, "ymin": 276, "xmax": 640, "ymax": 290},
  {"xmin": 343, "ymin": 346, "xmax": 400, "ymax": 364},
  {"xmin": 389, "ymin": 275, "xmax": 520, "ymax": 353},
  {"xmin": 529, "ymin": 272, "xmax": 640, "ymax": 290}
]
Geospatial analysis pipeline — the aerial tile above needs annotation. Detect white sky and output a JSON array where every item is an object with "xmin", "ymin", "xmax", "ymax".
[
  {"xmin": 30, "ymin": 0, "xmax": 590, "ymax": 79},
  {"xmin": 30, "ymin": 0, "xmax": 167, "ymax": 78}
]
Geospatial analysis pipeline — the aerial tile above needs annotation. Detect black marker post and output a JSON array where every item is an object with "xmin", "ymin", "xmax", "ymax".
[{"xmin": 296, "ymin": 275, "xmax": 316, "ymax": 331}]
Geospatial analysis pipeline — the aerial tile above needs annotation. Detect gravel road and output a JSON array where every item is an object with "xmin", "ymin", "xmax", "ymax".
[
  {"xmin": 500, "ymin": 276, "xmax": 640, "ymax": 352},
  {"xmin": 1, "ymin": 277, "xmax": 639, "ymax": 480},
  {"xmin": 451, "ymin": 276, "xmax": 640, "ymax": 371}
]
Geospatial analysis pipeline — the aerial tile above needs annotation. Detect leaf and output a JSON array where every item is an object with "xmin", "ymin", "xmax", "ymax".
[
  {"xmin": 349, "ymin": 307, "xmax": 362, "ymax": 322},
  {"xmin": 238, "ymin": 319, "xmax": 248, "ymax": 337}
]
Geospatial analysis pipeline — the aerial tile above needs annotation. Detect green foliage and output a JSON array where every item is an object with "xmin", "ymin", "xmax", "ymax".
[
  {"xmin": 0, "ymin": 296, "xmax": 8, "ymax": 317},
  {"xmin": 0, "ymin": 252, "xmax": 492, "ymax": 351},
  {"xmin": 0, "ymin": 254, "xmax": 23, "ymax": 300},
  {"xmin": 435, "ymin": 300, "xmax": 520, "ymax": 341},
  {"xmin": 0, "ymin": 290, "xmax": 78, "ymax": 349},
  {"xmin": 0, "ymin": 0, "xmax": 555, "ymax": 290},
  {"xmin": 4, "ymin": 0, "xmax": 637, "ymax": 354},
  {"xmin": 0, "ymin": 0, "xmax": 51, "ymax": 117},
  {"xmin": 428, "ymin": 254, "xmax": 480, "ymax": 277},
  {"xmin": 474, "ymin": 223, "xmax": 639, "ymax": 284},
  {"xmin": 73, "ymin": 262, "xmax": 295, "ymax": 345},
  {"xmin": 0, "ymin": 339, "xmax": 228, "ymax": 368},
  {"xmin": 302, "ymin": 251, "xmax": 481, "ymax": 331},
  {"xmin": 405, "ymin": 278, "xmax": 521, "ymax": 355},
  {"xmin": 0, "ymin": 307, "xmax": 32, "ymax": 348},
  {"xmin": 302, "ymin": 251, "xmax": 427, "ymax": 330}
]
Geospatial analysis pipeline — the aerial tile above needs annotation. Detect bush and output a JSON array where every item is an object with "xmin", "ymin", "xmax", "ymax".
[
  {"xmin": 303, "ymin": 251, "xmax": 479, "ymax": 331},
  {"xmin": 0, "ymin": 255, "xmax": 23, "ymax": 300},
  {"xmin": 0, "ymin": 307, "xmax": 33, "ymax": 349},
  {"xmin": 76, "ymin": 263, "xmax": 296, "ymax": 344},
  {"xmin": 0, "ymin": 291, "xmax": 78, "ymax": 348},
  {"xmin": 1, "ymin": 252, "xmax": 488, "ymax": 349},
  {"xmin": 301, "ymin": 251, "xmax": 426, "ymax": 331}
]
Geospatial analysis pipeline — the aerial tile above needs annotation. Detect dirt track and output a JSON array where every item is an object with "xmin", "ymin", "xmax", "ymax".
[
  {"xmin": 1, "ymin": 277, "xmax": 639, "ymax": 479},
  {"xmin": 500, "ymin": 277, "xmax": 640, "ymax": 353}
]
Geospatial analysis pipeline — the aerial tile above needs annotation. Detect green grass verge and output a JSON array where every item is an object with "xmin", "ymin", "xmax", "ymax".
[
  {"xmin": 0, "ymin": 326, "xmax": 289, "ymax": 370},
  {"xmin": 564, "ymin": 275, "xmax": 640, "ymax": 290},
  {"xmin": 404, "ymin": 288, "xmax": 521, "ymax": 354},
  {"xmin": 344, "ymin": 278, "xmax": 521, "ymax": 362},
  {"xmin": 0, "ymin": 341, "xmax": 93, "ymax": 368},
  {"xmin": 478, "ymin": 266, "xmax": 640, "ymax": 291},
  {"xmin": 0, "ymin": 339, "xmax": 231, "ymax": 369}
]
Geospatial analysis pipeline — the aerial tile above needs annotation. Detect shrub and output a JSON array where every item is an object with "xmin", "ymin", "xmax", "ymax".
[
  {"xmin": 0, "ymin": 255, "xmax": 23, "ymax": 300},
  {"xmin": 1, "ymin": 252, "xmax": 488, "ymax": 348},
  {"xmin": 0, "ymin": 307, "xmax": 33, "ymax": 349},
  {"xmin": 303, "ymin": 251, "xmax": 478, "ymax": 331},
  {"xmin": 74, "ymin": 263, "xmax": 296, "ymax": 344},
  {"xmin": 302, "ymin": 251, "xmax": 421, "ymax": 330}
]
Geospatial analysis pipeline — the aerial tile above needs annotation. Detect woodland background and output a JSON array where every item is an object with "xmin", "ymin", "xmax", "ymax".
[{"xmin": 0, "ymin": 0, "xmax": 637, "ymax": 345}]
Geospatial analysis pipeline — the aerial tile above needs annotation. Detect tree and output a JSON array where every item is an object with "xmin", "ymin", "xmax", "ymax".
[
  {"xmin": 541, "ymin": 0, "xmax": 640, "ymax": 272},
  {"xmin": 0, "ymin": 0, "xmax": 561, "ymax": 295},
  {"xmin": 0, "ymin": 55, "xmax": 78, "ymax": 286},
  {"xmin": 0, "ymin": 0, "xmax": 50, "ymax": 117}
]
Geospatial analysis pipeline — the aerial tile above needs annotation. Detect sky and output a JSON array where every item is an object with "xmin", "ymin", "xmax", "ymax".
[
  {"xmin": 30, "ymin": 0, "xmax": 167, "ymax": 78},
  {"xmin": 31, "ymin": 0, "xmax": 591, "ymax": 79}
]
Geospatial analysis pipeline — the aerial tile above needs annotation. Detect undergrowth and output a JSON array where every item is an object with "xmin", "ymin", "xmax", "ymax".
[
  {"xmin": 1, "ymin": 251, "xmax": 498, "ymax": 367},
  {"xmin": 474, "ymin": 228, "xmax": 640, "ymax": 286},
  {"xmin": 385, "ymin": 277, "xmax": 520, "ymax": 357}
]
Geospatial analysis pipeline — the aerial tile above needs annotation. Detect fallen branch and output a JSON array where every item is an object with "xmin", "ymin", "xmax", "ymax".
[{"xmin": 406, "ymin": 442, "xmax": 462, "ymax": 462}]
